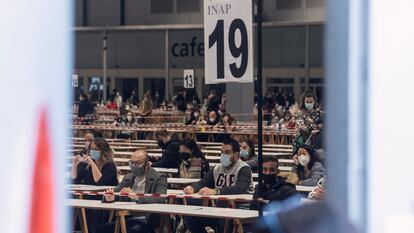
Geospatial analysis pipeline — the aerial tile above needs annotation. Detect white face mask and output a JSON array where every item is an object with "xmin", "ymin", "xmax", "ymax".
[
  {"xmin": 127, "ymin": 116, "xmax": 133, "ymax": 121},
  {"xmin": 194, "ymin": 113, "xmax": 200, "ymax": 117},
  {"xmin": 305, "ymin": 103, "xmax": 315, "ymax": 111},
  {"xmin": 298, "ymin": 155, "xmax": 310, "ymax": 166},
  {"xmin": 209, "ymin": 118, "xmax": 215, "ymax": 122}
]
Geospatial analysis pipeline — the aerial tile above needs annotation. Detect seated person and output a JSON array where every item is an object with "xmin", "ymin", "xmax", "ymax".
[
  {"xmin": 183, "ymin": 137, "xmax": 254, "ymax": 233},
  {"xmin": 70, "ymin": 137, "xmax": 119, "ymax": 231},
  {"xmin": 291, "ymin": 144, "xmax": 325, "ymax": 186},
  {"xmin": 105, "ymin": 99, "xmax": 118, "ymax": 110},
  {"xmin": 71, "ymin": 137, "xmax": 118, "ymax": 186},
  {"xmin": 114, "ymin": 111, "xmax": 136, "ymax": 139},
  {"xmin": 240, "ymin": 139, "xmax": 258, "ymax": 172},
  {"xmin": 266, "ymin": 108, "xmax": 281, "ymax": 126},
  {"xmin": 250, "ymin": 155, "xmax": 297, "ymax": 210},
  {"xmin": 96, "ymin": 150, "xmax": 167, "ymax": 233},
  {"xmin": 206, "ymin": 111, "xmax": 220, "ymax": 127},
  {"xmin": 185, "ymin": 109, "xmax": 201, "ymax": 125},
  {"xmin": 279, "ymin": 111, "xmax": 296, "ymax": 129},
  {"xmin": 151, "ymin": 129, "xmax": 181, "ymax": 168},
  {"xmin": 214, "ymin": 113, "xmax": 236, "ymax": 131},
  {"xmin": 179, "ymin": 139, "xmax": 210, "ymax": 179}
]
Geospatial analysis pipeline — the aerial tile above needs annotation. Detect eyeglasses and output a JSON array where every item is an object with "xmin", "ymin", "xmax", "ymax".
[{"xmin": 128, "ymin": 160, "xmax": 146, "ymax": 167}]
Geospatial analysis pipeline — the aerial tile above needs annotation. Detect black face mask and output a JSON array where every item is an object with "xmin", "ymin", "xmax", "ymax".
[
  {"xmin": 263, "ymin": 174, "xmax": 277, "ymax": 185},
  {"xmin": 180, "ymin": 152, "xmax": 191, "ymax": 161},
  {"xmin": 157, "ymin": 140, "xmax": 166, "ymax": 149}
]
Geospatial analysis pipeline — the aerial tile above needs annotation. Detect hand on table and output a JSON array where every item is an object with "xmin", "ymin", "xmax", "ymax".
[
  {"xmin": 120, "ymin": 188, "xmax": 132, "ymax": 195},
  {"xmin": 199, "ymin": 187, "xmax": 216, "ymax": 196},
  {"xmin": 104, "ymin": 188, "xmax": 115, "ymax": 202}
]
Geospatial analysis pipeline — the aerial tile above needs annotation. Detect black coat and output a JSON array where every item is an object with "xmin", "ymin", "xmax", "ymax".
[
  {"xmin": 151, "ymin": 136, "xmax": 181, "ymax": 168},
  {"xmin": 73, "ymin": 162, "xmax": 119, "ymax": 186},
  {"xmin": 207, "ymin": 95, "xmax": 221, "ymax": 112},
  {"xmin": 250, "ymin": 176, "xmax": 297, "ymax": 210},
  {"xmin": 78, "ymin": 100, "xmax": 95, "ymax": 117}
]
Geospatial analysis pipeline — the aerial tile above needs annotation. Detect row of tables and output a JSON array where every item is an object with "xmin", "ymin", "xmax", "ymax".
[
  {"xmin": 68, "ymin": 184, "xmax": 316, "ymax": 233},
  {"xmin": 71, "ymin": 123, "xmax": 297, "ymax": 144}
]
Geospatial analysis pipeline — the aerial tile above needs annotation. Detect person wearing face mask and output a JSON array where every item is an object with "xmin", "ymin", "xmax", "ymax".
[
  {"xmin": 137, "ymin": 92, "xmax": 153, "ymax": 123},
  {"xmin": 198, "ymin": 111, "xmax": 220, "ymax": 142},
  {"xmin": 115, "ymin": 111, "xmax": 136, "ymax": 139},
  {"xmin": 279, "ymin": 111, "xmax": 295, "ymax": 129},
  {"xmin": 183, "ymin": 137, "xmax": 254, "ymax": 233},
  {"xmin": 96, "ymin": 150, "xmax": 167, "ymax": 233},
  {"xmin": 77, "ymin": 93, "xmax": 95, "ymax": 118},
  {"xmin": 185, "ymin": 109, "xmax": 201, "ymax": 125},
  {"xmin": 240, "ymin": 139, "xmax": 258, "ymax": 172},
  {"xmin": 71, "ymin": 138, "xmax": 119, "ymax": 232},
  {"xmin": 71, "ymin": 137, "xmax": 118, "ymax": 186},
  {"xmin": 151, "ymin": 129, "xmax": 181, "ymax": 168},
  {"xmin": 298, "ymin": 91, "xmax": 323, "ymax": 131},
  {"xmin": 179, "ymin": 139, "xmax": 210, "ymax": 179},
  {"xmin": 250, "ymin": 155, "xmax": 297, "ymax": 210},
  {"xmin": 292, "ymin": 144, "xmax": 325, "ymax": 186}
]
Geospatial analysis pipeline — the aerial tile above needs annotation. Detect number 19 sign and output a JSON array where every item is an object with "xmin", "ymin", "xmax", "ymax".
[{"xmin": 204, "ymin": 0, "xmax": 253, "ymax": 84}]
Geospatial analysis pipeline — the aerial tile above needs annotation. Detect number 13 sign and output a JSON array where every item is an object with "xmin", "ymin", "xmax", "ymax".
[{"xmin": 204, "ymin": 0, "xmax": 253, "ymax": 84}]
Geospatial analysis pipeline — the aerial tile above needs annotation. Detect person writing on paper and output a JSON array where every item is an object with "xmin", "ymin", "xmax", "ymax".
[
  {"xmin": 183, "ymin": 137, "xmax": 254, "ymax": 233},
  {"xmin": 96, "ymin": 150, "xmax": 167, "ymax": 233},
  {"xmin": 70, "ymin": 137, "xmax": 118, "ymax": 186},
  {"xmin": 291, "ymin": 144, "xmax": 325, "ymax": 186}
]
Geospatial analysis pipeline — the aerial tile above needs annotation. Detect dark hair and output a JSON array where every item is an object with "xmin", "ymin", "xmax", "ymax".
[
  {"xmin": 92, "ymin": 137, "xmax": 114, "ymax": 170},
  {"xmin": 155, "ymin": 129, "xmax": 170, "ymax": 139},
  {"xmin": 296, "ymin": 144, "xmax": 318, "ymax": 170},
  {"xmin": 241, "ymin": 139, "xmax": 255, "ymax": 160},
  {"xmin": 221, "ymin": 113, "xmax": 234, "ymax": 125},
  {"xmin": 300, "ymin": 91, "xmax": 318, "ymax": 109},
  {"xmin": 180, "ymin": 138, "xmax": 204, "ymax": 158},
  {"xmin": 92, "ymin": 131, "xmax": 104, "ymax": 139},
  {"xmin": 263, "ymin": 155, "xmax": 279, "ymax": 168},
  {"xmin": 222, "ymin": 137, "xmax": 240, "ymax": 153},
  {"xmin": 79, "ymin": 93, "xmax": 88, "ymax": 100}
]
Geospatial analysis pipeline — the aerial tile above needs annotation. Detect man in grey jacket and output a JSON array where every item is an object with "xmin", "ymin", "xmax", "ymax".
[
  {"xmin": 95, "ymin": 150, "xmax": 167, "ymax": 233},
  {"xmin": 183, "ymin": 138, "xmax": 254, "ymax": 233}
]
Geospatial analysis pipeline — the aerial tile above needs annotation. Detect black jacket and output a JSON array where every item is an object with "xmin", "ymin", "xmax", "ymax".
[
  {"xmin": 78, "ymin": 100, "xmax": 95, "ymax": 117},
  {"xmin": 73, "ymin": 162, "xmax": 119, "ymax": 186},
  {"xmin": 207, "ymin": 95, "xmax": 221, "ymax": 112},
  {"xmin": 151, "ymin": 136, "xmax": 181, "ymax": 168},
  {"xmin": 250, "ymin": 176, "xmax": 297, "ymax": 210}
]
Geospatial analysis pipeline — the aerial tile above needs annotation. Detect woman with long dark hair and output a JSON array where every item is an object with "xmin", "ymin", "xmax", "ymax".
[
  {"xmin": 71, "ymin": 137, "xmax": 118, "ymax": 186},
  {"xmin": 291, "ymin": 144, "xmax": 325, "ymax": 186},
  {"xmin": 179, "ymin": 138, "xmax": 210, "ymax": 178}
]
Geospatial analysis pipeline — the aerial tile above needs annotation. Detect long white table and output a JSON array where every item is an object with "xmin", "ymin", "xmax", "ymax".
[{"xmin": 68, "ymin": 199, "xmax": 258, "ymax": 233}]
